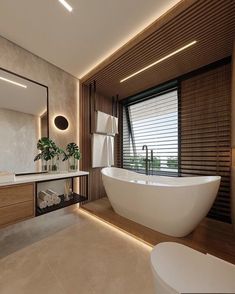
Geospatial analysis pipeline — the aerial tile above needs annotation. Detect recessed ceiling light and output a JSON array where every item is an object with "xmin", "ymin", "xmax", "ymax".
[
  {"xmin": 58, "ymin": 0, "xmax": 73, "ymax": 12},
  {"xmin": 0, "ymin": 76, "xmax": 27, "ymax": 88},
  {"xmin": 120, "ymin": 40, "xmax": 197, "ymax": 83}
]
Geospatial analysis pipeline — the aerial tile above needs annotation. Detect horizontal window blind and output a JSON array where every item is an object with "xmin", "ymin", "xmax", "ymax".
[
  {"xmin": 180, "ymin": 63, "xmax": 231, "ymax": 223},
  {"xmin": 122, "ymin": 89, "xmax": 178, "ymax": 176}
]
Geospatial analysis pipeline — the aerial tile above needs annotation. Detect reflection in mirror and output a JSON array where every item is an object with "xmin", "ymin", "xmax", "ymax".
[{"xmin": 0, "ymin": 69, "xmax": 48, "ymax": 174}]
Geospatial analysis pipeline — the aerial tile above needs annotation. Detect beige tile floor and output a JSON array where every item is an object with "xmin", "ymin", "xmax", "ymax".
[{"xmin": 0, "ymin": 206, "xmax": 155, "ymax": 294}]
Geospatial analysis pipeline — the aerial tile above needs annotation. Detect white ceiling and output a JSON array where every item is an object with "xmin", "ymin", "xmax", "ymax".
[
  {"xmin": 0, "ymin": 70, "xmax": 47, "ymax": 116},
  {"xmin": 0, "ymin": 0, "xmax": 180, "ymax": 79}
]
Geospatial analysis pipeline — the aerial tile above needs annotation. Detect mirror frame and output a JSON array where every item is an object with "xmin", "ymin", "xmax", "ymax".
[{"xmin": 0, "ymin": 67, "xmax": 49, "ymax": 175}]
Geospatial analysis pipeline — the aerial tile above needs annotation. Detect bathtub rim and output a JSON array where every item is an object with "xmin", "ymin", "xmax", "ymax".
[{"xmin": 101, "ymin": 167, "xmax": 221, "ymax": 188}]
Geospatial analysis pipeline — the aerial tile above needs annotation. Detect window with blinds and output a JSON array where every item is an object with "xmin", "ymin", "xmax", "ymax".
[{"xmin": 122, "ymin": 88, "xmax": 178, "ymax": 176}]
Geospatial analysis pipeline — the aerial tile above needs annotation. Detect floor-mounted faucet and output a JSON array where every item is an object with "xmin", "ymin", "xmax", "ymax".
[
  {"xmin": 142, "ymin": 145, "xmax": 154, "ymax": 175},
  {"xmin": 142, "ymin": 145, "xmax": 149, "ymax": 175}
]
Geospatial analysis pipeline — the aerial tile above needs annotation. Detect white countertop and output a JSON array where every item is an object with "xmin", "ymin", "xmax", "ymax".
[{"xmin": 0, "ymin": 171, "xmax": 89, "ymax": 187}]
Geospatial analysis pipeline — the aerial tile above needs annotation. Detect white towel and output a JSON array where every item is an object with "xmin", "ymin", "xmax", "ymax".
[
  {"xmin": 47, "ymin": 199, "xmax": 54, "ymax": 207},
  {"xmin": 92, "ymin": 134, "xmax": 107, "ymax": 167},
  {"xmin": 96, "ymin": 111, "xmax": 118, "ymax": 135},
  {"xmin": 38, "ymin": 191, "xmax": 51, "ymax": 202},
  {"xmin": 45, "ymin": 189, "xmax": 60, "ymax": 204},
  {"xmin": 45, "ymin": 189, "xmax": 58, "ymax": 197},
  {"xmin": 92, "ymin": 134, "xmax": 114, "ymax": 168},
  {"xmin": 54, "ymin": 196, "xmax": 61, "ymax": 205},
  {"xmin": 105, "ymin": 136, "xmax": 114, "ymax": 166},
  {"xmin": 112, "ymin": 116, "xmax": 118, "ymax": 134},
  {"xmin": 37, "ymin": 198, "xmax": 47, "ymax": 209},
  {"xmin": 96, "ymin": 111, "xmax": 110, "ymax": 134},
  {"xmin": 107, "ymin": 115, "xmax": 113, "ymax": 134}
]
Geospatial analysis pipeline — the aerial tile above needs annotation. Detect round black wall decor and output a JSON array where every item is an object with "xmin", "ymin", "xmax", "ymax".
[{"xmin": 54, "ymin": 115, "xmax": 69, "ymax": 130}]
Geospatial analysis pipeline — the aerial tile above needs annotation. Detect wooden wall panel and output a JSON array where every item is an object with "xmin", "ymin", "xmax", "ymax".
[
  {"xmin": 116, "ymin": 103, "xmax": 123, "ymax": 168},
  {"xmin": 180, "ymin": 63, "xmax": 231, "ymax": 222},
  {"xmin": 82, "ymin": 0, "xmax": 235, "ymax": 100},
  {"xmin": 79, "ymin": 84, "xmax": 120, "ymax": 201}
]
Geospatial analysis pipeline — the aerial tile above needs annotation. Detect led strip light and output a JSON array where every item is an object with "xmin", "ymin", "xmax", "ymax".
[{"xmin": 120, "ymin": 40, "xmax": 197, "ymax": 83}]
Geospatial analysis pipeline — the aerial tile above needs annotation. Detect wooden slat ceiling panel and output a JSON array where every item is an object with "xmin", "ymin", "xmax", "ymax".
[
  {"xmin": 94, "ymin": 1, "xmax": 232, "ymax": 81},
  {"xmin": 82, "ymin": 0, "xmax": 235, "ymax": 99}
]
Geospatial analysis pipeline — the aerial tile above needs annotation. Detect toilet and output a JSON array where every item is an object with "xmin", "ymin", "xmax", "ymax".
[{"xmin": 150, "ymin": 242, "xmax": 235, "ymax": 294}]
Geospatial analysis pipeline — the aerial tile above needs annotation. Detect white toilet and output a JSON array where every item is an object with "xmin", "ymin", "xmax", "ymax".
[{"xmin": 150, "ymin": 242, "xmax": 235, "ymax": 294}]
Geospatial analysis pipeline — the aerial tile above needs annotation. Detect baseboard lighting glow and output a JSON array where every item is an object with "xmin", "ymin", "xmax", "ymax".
[
  {"xmin": 58, "ymin": 0, "xmax": 73, "ymax": 12},
  {"xmin": 79, "ymin": 208, "xmax": 153, "ymax": 250},
  {"xmin": 120, "ymin": 40, "xmax": 197, "ymax": 83},
  {"xmin": 0, "ymin": 76, "xmax": 27, "ymax": 88}
]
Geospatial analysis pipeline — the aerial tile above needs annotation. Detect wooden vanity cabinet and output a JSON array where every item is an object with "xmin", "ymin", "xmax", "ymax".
[{"xmin": 0, "ymin": 183, "xmax": 35, "ymax": 228}]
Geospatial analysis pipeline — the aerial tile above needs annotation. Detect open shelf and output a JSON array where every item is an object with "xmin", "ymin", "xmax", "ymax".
[{"xmin": 36, "ymin": 192, "xmax": 87, "ymax": 216}]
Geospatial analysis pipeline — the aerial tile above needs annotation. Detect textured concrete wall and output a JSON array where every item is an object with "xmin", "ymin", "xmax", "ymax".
[
  {"xmin": 0, "ymin": 36, "xmax": 79, "ymax": 149},
  {"xmin": 0, "ymin": 108, "xmax": 39, "ymax": 173},
  {"xmin": 0, "ymin": 36, "xmax": 80, "ymax": 173}
]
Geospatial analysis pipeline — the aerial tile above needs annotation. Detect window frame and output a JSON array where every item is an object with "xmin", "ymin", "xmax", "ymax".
[{"xmin": 121, "ymin": 80, "xmax": 179, "ymax": 176}]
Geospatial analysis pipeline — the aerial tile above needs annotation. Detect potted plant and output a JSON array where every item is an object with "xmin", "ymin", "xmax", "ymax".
[
  {"xmin": 34, "ymin": 137, "xmax": 64, "ymax": 173},
  {"xmin": 63, "ymin": 142, "xmax": 80, "ymax": 172},
  {"xmin": 49, "ymin": 144, "xmax": 64, "ymax": 173}
]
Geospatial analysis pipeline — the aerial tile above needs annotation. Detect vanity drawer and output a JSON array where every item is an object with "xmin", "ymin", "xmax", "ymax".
[
  {"xmin": 0, "ymin": 201, "xmax": 34, "ymax": 228},
  {"xmin": 0, "ymin": 183, "xmax": 34, "ymax": 208}
]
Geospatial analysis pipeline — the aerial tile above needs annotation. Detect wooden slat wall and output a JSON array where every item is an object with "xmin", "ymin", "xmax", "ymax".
[
  {"xmin": 116, "ymin": 103, "xmax": 123, "ymax": 168},
  {"xmin": 180, "ymin": 63, "xmax": 232, "ymax": 222},
  {"xmin": 82, "ymin": 0, "xmax": 235, "ymax": 99},
  {"xmin": 80, "ymin": 84, "xmax": 121, "ymax": 201}
]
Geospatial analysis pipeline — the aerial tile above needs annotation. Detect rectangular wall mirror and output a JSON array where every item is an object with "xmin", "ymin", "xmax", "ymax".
[{"xmin": 0, "ymin": 68, "xmax": 48, "ymax": 174}]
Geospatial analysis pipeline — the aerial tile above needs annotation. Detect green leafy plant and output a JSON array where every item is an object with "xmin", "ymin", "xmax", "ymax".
[
  {"xmin": 34, "ymin": 137, "xmax": 65, "ymax": 171},
  {"xmin": 34, "ymin": 137, "xmax": 62, "ymax": 161},
  {"xmin": 167, "ymin": 157, "xmax": 178, "ymax": 169},
  {"xmin": 63, "ymin": 143, "xmax": 81, "ymax": 161},
  {"xmin": 63, "ymin": 143, "xmax": 81, "ymax": 171}
]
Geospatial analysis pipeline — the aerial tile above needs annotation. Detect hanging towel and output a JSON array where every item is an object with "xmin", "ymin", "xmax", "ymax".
[
  {"xmin": 96, "ymin": 111, "xmax": 118, "ymax": 135},
  {"xmin": 96, "ymin": 111, "xmax": 110, "ymax": 134},
  {"xmin": 103, "ymin": 135, "xmax": 114, "ymax": 166},
  {"xmin": 106, "ymin": 136, "xmax": 114, "ymax": 166},
  {"xmin": 112, "ymin": 116, "xmax": 118, "ymax": 134},
  {"xmin": 92, "ymin": 134, "xmax": 114, "ymax": 168},
  {"xmin": 107, "ymin": 115, "xmax": 113, "ymax": 134},
  {"xmin": 92, "ymin": 134, "xmax": 108, "ymax": 167}
]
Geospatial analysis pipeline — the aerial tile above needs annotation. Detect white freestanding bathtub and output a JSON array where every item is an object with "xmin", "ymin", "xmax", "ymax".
[{"xmin": 101, "ymin": 167, "xmax": 221, "ymax": 237}]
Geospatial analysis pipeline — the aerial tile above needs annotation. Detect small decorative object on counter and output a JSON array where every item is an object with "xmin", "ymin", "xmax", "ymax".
[
  {"xmin": 34, "ymin": 137, "xmax": 65, "ymax": 173},
  {"xmin": 63, "ymin": 142, "xmax": 81, "ymax": 172}
]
